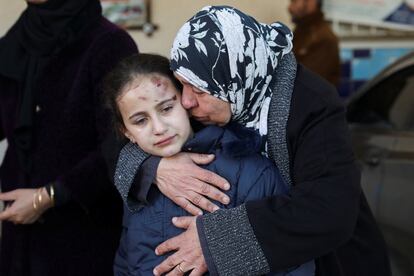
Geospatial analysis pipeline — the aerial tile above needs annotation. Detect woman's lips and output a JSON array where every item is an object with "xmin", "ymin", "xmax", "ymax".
[{"xmin": 154, "ymin": 135, "xmax": 176, "ymax": 147}]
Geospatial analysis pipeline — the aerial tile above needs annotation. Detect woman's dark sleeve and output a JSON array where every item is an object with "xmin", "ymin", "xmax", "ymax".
[
  {"xmin": 196, "ymin": 72, "xmax": 361, "ymax": 275},
  {"xmin": 54, "ymin": 29, "xmax": 138, "ymax": 212},
  {"xmin": 247, "ymin": 80, "xmax": 361, "ymax": 270}
]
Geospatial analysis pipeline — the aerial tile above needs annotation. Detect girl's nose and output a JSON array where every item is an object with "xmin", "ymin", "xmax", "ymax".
[{"xmin": 152, "ymin": 116, "xmax": 167, "ymax": 135}]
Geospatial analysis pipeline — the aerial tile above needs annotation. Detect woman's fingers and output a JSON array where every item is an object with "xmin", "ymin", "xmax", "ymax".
[
  {"xmin": 194, "ymin": 178, "xmax": 230, "ymax": 206},
  {"xmin": 189, "ymin": 158, "xmax": 230, "ymax": 191},
  {"xmin": 175, "ymin": 187, "xmax": 222, "ymax": 214},
  {"xmin": 154, "ymin": 217, "xmax": 207, "ymax": 275},
  {"xmin": 187, "ymin": 153, "xmax": 215, "ymax": 165},
  {"xmin": 156, "ymin": 152, "xmax": 230, "ymax": 213},
  {"xmin": 175, "ymin": 196, "xmax": 203, "ymax": 216},
  {"xmin": 165, "ymin": 262, "xmax": 188, "ymax": 276},
  {"xmin": 0, "ymin": 190, "xmax": 18, "ymax": 201},
  {"xmin": 155, "ymin": 233, "xmax": 183, "ymax": 256},
  {"xmin": 172, "ymin": 216, "xmax": 193, "ymax": 229},
  {"xmin": 0, "ymin": 208, "xmax": 12, "ymax": 221},
  {"xmin": 189, "ymin": 267, "xmax": 206, "ymax": 276},
  {"xmin": 187, "ymin": 190, "xmax": 219, "ymax": 213},
  {"xmin": 153, "ymin": 252, "xmax": 182, "ymax": 275}
]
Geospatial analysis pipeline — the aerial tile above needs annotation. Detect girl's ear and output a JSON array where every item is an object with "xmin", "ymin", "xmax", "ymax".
[{"xmin": 121, "ymin": 128, "xmax": 135, "ymax": 144}]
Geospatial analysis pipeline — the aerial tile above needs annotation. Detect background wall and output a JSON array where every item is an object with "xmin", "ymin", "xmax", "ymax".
[
  {"xmin": 0, "ymin": 0, "xmax": 291, "ymax": 57},
  {"xmin": 129, "ymin": 0, "xmax": 292, "ymax": 57}
]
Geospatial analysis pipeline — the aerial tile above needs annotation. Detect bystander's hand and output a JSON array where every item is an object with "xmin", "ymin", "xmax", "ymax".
[{"xmin": 0, "ymin": 187, "xmax": 53, "ymax": 224}]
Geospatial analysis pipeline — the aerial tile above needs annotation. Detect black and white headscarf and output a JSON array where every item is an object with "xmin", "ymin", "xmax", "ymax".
[{"xmin": 170, "ymin": 5, "xmax": 293, "ymax": 150}]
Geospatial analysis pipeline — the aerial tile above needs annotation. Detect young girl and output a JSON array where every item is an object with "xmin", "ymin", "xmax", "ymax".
[{"xmin": 103, "ymin": 53, "xmax": 314, "ymax": 275}]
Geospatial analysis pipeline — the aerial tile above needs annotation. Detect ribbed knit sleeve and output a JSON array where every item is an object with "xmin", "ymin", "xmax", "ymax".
[
  {"xmin": 114, "ymin": 142, "xmax": 150, "ymax": 211},
  {"xmin": 197, "ymin": 205, "xmax": 270, "ymax": 275}
]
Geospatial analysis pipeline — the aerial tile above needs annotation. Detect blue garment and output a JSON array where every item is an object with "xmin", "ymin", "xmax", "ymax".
[{"xmin": 114, "ymin": 123, "xmax": 314, "ymax": 275}]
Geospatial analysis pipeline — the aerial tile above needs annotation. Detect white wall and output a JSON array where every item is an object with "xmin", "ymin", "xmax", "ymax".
[
  {"xmin": 128, "ymin": 0, "xmax": 292, "ymax": 57},
  {"xmin": 0, "ymin": 0, "xmax": 292, "ymax": 57}
]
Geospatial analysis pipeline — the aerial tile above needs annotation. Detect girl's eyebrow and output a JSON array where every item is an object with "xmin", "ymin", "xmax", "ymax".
[
  {"xmin": 156, "ymin": 95, "xmax": 177, "ymax": 108},
  {"xmin": 128, "ymin": 95, "xmax": 177, "ymax": 120}
]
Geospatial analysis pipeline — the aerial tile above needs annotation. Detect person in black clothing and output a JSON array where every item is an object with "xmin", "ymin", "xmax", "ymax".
[
  {"xmin": 0, "ymin": 0, "xmax": 138, "ymax": 275},
  {"xmin": 113, "ymin": 6, "xmax": 390, "ymax": 276}
]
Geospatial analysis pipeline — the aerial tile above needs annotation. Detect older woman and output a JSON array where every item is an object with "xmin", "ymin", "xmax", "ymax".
[{"xmin": 115, "ymin": 6, "xmax": 390, "ymax": 276}]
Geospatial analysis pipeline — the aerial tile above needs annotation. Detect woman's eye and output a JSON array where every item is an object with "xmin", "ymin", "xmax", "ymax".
[{"xmin": 192, "ymin": 86, "xmax": 204, "ymax": 95}]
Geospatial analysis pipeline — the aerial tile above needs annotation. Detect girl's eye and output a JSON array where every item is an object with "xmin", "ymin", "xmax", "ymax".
[
  {"xmin": 161, "ymin": 105, "xmax": 173, "ymax": 113},
  {"xmin": 134, "ymin": 117, "xmax": 147, "ymax": 126}
]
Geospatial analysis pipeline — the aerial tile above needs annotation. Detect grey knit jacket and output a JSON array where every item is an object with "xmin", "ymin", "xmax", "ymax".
[{"xmin": 114, "ymin": 53, "xmax": 297, "ymax": 275}]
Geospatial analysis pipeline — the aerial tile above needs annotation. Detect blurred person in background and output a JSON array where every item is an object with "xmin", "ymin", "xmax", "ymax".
[
  {"xmin": 0, "ymin": 0, "xmax": 138, "ymax": 275},
  {"xmin": 289, "ymin": 0, "xmax": 340, "ymax": 86}
]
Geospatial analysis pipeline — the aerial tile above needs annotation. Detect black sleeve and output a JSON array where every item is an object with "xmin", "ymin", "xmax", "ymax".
[
  {"xmin": 0, "ymin": 92, "xmax": 4, "ymax": 141},
  {"xmin": 246, "ymin": 69, "xmax": 361, "ymax": 270},
  {"xmin": 57, "ymin": 29, "xmax": 138, "ymax": 212}
]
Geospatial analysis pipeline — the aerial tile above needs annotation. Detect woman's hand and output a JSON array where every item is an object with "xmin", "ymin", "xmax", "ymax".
[
  {"xmin": 156, "ymin": 152, "xmax": 230, "ymax": 215},
  {"xmin": 0, "ymin": 188, "xmax": 53, "ymax": 224},
  {"xmin": 153, "ymin": 216, "xmax": 207, "ymax": 276}
]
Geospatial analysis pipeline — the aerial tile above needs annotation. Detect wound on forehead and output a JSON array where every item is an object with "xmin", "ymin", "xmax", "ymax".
[
  {"xmin": 150, "ymin": 75, "xmax": 170, "ymax": 102},
  {"xmin": 127, "ymin": 79, "xmax": 148, "ymax": 101}
]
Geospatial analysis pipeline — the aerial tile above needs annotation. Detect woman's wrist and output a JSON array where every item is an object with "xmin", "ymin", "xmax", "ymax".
[{"xmin": 33, "ymin": 187, "xmax": 54, "ymax": 212}]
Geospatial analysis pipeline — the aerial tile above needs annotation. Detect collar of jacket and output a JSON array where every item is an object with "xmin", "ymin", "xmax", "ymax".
[{"xmin": 182, "ymin": 124, "xmax": 263, "ymax": 158}]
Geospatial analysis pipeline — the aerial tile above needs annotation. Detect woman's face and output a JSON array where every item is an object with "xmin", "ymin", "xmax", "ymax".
[
  {"xmin": 117, "ymin": 74, "xmax": 193, "ymax": 157},
  {"xmin": 174, "ymin": 73, "xmax": 232, "ymax": 127}
]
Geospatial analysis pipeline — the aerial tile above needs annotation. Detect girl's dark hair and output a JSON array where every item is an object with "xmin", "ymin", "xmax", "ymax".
[{"xmin": 102, "ymin": 53, "xmax": 182, "ymax": 136}]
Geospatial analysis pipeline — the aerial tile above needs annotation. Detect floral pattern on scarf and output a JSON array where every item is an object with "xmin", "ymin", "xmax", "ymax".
[{"xmin": 170, "ymin": 5, "xmax": 293, "ymax": 147}]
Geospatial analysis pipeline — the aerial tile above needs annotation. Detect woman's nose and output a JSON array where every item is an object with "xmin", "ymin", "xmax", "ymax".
[{"xmin": 181, "ymin": 85, "xmax": 197, "ymax": 109}]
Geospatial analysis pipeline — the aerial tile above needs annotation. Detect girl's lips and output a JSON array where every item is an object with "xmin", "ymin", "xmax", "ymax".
[{"xmin": 154, "ymin": 135, "xmax": 176, "ymax": 146}]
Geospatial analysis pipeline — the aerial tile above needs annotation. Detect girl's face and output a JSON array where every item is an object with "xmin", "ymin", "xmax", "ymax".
[{"xmin": 118, "ymin": 74, "xmax": 193, "ymax": 157}]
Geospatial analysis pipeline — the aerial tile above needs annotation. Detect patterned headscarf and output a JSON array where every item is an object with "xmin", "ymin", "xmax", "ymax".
[{"xmin": 170, "ymin": 5, "xmax": 293, "ymax": 148}]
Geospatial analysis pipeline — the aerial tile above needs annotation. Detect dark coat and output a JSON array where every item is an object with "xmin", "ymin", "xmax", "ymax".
[
  {"xmin": 114, "ymin": 124, "xmax": 314, "ymax": 275},
  {"xmin": 0, "ymin": 18, "xmax": 138, "ymax": 276},
  {"xmin": 246, "ymin": 65, "xmax": 390, "ymax": 275},
  {"xmin": 292, "ymin": 11, "xmax": 340, "ymax": 87}
]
